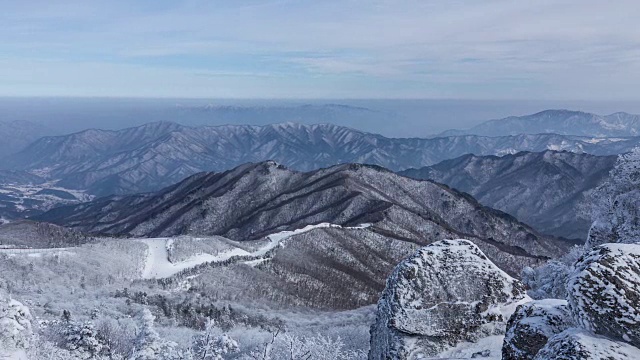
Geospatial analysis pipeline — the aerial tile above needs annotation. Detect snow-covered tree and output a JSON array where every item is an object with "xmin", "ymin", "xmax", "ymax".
[
  {"xmin": 192, "ymin": 320, "xmax": 239, "ymax": 360},
  {"xmin": 243, "ymin": 330, "xmax": 364, "ymax": 360},
  {"xmin": 521, "ymin": 245, "xmax": 583, "ymax": 299},
  {"xmin": 28, "ymin": 337, "xmax": 78, "ymax": 360},
  {"xmin": 95, "ymin": 317, "xmax": 137, "ymax": 358},
  {"xmin": 62, "ymin": 320, "xmax": 107, "ymax": 359},
  {"xmin": 129, "ymin": 308, "xmax": 181, "ymax": 360},
  {"xmin": 0, "ymin": 292, "xmax": 33, "ymax": 358},
  {"xmin": 586, "ymin": 146, "xmax": 640, "ymax": 247}
]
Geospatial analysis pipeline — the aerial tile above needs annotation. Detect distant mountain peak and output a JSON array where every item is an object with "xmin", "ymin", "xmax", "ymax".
[
  {"xmin": 533, "ymin": 109, "xmax": 589, "ymax": 116},
  {"xmin": 440, "ymin": 109, "xmax": 640, "ymax": 137}
]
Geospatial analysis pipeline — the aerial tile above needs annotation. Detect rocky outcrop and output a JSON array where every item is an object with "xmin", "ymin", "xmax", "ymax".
[
  {"xmin": 502, "ymin": 243, "xmax": 640, "ymax": 359},
  {"xmin": 502, "ymin": 299, "xmax": 573, "ymax": 360},
  {"xmin": 533, "ymin": 329, "xmax": 640, "ymax": 360},
  {"xmin": 369, "ymin": 239, "xmax": 526, "ymax": 359},
  {"xmin": 567, "ymin": 243, "xmax": 640, "ymax": 348}
]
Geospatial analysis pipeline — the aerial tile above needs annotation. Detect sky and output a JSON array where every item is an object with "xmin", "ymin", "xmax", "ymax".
[{"xmin": 1, "ymin": 1, "xmax": 640, "ymax": 99}]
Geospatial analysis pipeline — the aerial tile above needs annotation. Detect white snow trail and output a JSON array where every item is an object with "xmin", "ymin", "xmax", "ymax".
[
  {"xmin": 137, "ymin": 238, "xmax": 250, "ymax": 279},
  {"xmin": 137, "ymin": 222, "xmax": 372, "ymax": 279}
]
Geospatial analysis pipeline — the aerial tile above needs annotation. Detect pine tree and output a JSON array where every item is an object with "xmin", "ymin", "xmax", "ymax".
[
  {"xmin": 130, "ymin": 307, "xmax": 181, "ymax": 360},
  {"xmin": 62, "ymin": 320, "xmax": 107, "ymax": 359}
]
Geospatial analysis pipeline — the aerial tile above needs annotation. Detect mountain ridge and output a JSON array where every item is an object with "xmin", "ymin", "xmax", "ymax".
[
  {"xmin": 35, "ymin": 160, "xmax": 574, "ymax": 276},
  {"xmin": 5, "ymin": 120, "xmax": 639, "ymax": 196},
  {"xmin": 399, "ymin": 150, "xmax": 616, "ymax": 239},
  {"xmin": 440, "ymin": 109, "xmax": 640, "ymax": 137}
]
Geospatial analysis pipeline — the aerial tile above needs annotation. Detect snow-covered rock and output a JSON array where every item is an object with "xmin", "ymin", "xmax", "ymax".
[
  {"xmin": 567, "ymin": 243, "xmax": 640, "ymax": 348},
  {"xmin": 533, "ymin": 328, "xmax": 640, "ymax": 360},
  {"xmin": 502, "ymin": 299, "xmax": 573, "ymax": 360},
  {"xmin": 369, "ymin": 239, "xmax": 527, "ymax": 359}
]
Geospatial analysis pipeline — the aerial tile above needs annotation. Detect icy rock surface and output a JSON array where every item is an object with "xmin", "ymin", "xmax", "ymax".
[
  {"xmin": 533, "ymin": 328, "xmax": 640, "ymax": 360},
  {"xmin": 502, "ymin": 299, "xmax": 573, "ymax": 360},
  {"xmin": 567, "ymin": 243, "xmax": 640, "ymax": 348},
  {"xmin": 369, "ymin": 239, "xmax": 526, "ymax": 359}
]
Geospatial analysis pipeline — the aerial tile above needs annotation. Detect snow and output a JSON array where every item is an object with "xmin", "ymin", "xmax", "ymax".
[
  {"xmin": 584, "ymin": 137, "xmax": 629, "ymax": 144},
  {"xmin": 137, "ymin": 238, "xmax": 250, "ymax": 279},
  {"xmin": 243, "ymin": 258, "xmax": 268, "ymax": 267},
  {"xmin": 370, "ymin": 239, "xmax": 529, "ymax": 359},
  {"xmin": 511, "ymin": 299, "xmax": 568, "ymax": 333},
  {"xmin": 537, "ymin": 328, "xmax": 640, "ymax": 359},
  {"xmin": 430, "ymin": 296, "xmax": 532, "ymax": 359},
  {"xmin": 0, "ymin": 247, "xmax": 73, "ymax": 257},
  {"xmin": 0, "ymin": 350, "xmax": 28, "ymax": 359},
  {"xmin": 138, "ymin": 222, "xmax": 372, "ymax": 279},
  {"xmin": 434, "ymin": 335, "xmax": 503, "ymax": 359},
  {"xmin": 567, "ymin": 243, "xmax": 640, "ymax": 339},
  {"xmin": 257, "ymin": 222, "xmax": 372, "ymax": 256}
]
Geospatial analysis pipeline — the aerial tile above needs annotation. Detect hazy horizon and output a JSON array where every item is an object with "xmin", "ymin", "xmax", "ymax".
[{"xmin": 3, "ymin": 97, "xmax": 640, "ymax": 137}]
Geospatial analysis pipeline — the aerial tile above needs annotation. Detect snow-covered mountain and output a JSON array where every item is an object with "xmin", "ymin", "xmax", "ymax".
[
  {"xmin": 399, "ymin": 151, "xmax": 617, "ymax": 239},
  {"xmin": 36, "ymin": 161, "xmax": 573, "ymax": 276},
  {"xmin": 440, "ymin": 109, "xmax": 640, "ymax": 137},
  {"xmin": 5, "ymin": 121, "xmax": 639, "ymax": 196}
]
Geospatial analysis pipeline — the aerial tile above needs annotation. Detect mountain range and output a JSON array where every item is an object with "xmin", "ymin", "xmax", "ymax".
[
  {"xmin": 4, "ymin": 118, "xmax": 639, "ymax": 196},
  {"xmin": 399, "ymin": 151, "xmax": 616, "ymax": 240},
  {"xmin": 440, "ymin": 109, "xmax": 640, "ymax": 137},
  {"xmin": 36, "ymin": 161, "xmax": 574, "ymax": 277}
]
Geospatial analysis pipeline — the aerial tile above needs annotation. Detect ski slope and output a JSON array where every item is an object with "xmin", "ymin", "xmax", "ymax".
[
  {"xmin": 138, "ymin": 222, "xmax": 372, "ymax": 279},
  {"xmin": 137, "ymin": 238, "xmax": 250, "ymax": 279}
]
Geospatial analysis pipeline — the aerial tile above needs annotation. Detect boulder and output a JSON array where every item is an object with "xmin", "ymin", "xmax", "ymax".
[
  {"xmin": 369, "ymin": 239, "xmax": 526, "ymax": 359},
  {"xmin": 567, "ymin": 243, "xmax": 640, "ymax": 348},
  {"xmin": 533, "ymin": 328, "xmax": 640, "ymax": 360},
  {"xmin": 502, "ymin": 299, "xmax": 573, "ymax": 360}
]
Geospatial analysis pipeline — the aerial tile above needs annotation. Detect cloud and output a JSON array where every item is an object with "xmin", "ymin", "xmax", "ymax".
[{"xmin": 1, "ymin": 0, "xmax": 640, "ymax": 99}]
